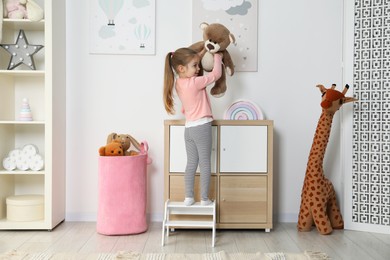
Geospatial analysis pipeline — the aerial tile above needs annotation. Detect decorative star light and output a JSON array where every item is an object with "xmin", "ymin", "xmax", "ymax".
[{"xmin": 0, "ymin": 30, "xmax": 44, "ymax": 70}]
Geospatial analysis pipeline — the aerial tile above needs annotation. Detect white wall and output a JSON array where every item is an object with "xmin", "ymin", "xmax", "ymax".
[{"xmin": 65, "ymin": 0, "xmax": 346, "ymax": 222}]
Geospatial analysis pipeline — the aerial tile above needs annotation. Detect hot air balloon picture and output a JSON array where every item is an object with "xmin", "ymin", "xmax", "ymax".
[
  {"xmin": 89, "ymin": 0, "xmax": 155, "ymax": 54},
  {"xmin": 134, "ymin": 24, "xmax": 151, "ymax": 49},
  {"xmin": 98, "ymin": 0, "xmax": 124, "ymax": 26}
]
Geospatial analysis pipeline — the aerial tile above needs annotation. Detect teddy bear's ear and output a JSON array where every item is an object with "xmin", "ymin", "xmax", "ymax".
[
  {"xmin": 200, "ymin": 22, "xmax": 209, "ymax": 31},
  {"xmin": 229, "ymin": 33, "xmax": 236, "ymax": 44},
  {"xmin": 107, "ymin": 133, "xmax": 117, "ymax": 143},
  {"xmin": 99, "ymin": 146, "xmax": 106, "ymax": 156}
]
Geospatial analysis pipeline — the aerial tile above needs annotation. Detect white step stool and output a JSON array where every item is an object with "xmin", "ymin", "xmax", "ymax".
[{"xmin": 162, "ymin": 199, "xmax": 216, "ymax": 247}]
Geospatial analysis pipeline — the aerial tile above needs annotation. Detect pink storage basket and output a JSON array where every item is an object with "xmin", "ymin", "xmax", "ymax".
[{"xmin": 97, "ymin": 142, "xmax": 150, "ymax": 235}]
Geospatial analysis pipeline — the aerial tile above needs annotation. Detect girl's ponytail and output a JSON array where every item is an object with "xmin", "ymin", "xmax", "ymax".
[{"xmin": 163, "ymin": 52, "xmax": 175, "ymax": 114}]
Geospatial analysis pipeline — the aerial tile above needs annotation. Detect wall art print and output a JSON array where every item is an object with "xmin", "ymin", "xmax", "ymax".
[
  {"xmin": 192, "ymin": 0, "xmax": 258, "ymax": 72},
  {"xmin": 89, "ymin": 0, "xmax": 155, "ymax": 55}
]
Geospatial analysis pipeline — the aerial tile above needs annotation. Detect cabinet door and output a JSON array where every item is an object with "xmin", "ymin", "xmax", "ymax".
[
  {"xmin": 220, "ymin": 125, "xmax": 267, "ymax": 173},
  {"xmin": 219, "ymin": 176, "xmax": 267, "ymax": 223},
  {"xmin": 169, "ymin": 125, "xmax": 217, "ymax": 173}
]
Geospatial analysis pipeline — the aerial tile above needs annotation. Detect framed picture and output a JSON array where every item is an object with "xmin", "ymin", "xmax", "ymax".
[
  {"xmin": 89, "ymin": 0, "xmax": 155, "ymax": 55},
  {"xmin": 192, "ymin": 0, "xmax": 258, "ymax": 71}
]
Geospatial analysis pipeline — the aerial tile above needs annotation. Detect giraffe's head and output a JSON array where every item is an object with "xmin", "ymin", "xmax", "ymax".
[{"xmin": 317, "ymin": 84, "xmax": 357, "ymax": 114}]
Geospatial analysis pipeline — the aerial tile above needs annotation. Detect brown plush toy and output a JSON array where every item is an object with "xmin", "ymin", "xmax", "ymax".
[
  {"xmin": 189, "ymin": 22, "xmax": 235, "ymax": 97},
  {"xmin": 99, "ymin": 140, "xmax": 124, "ymax": 156},
  {"xmin": 297, "ymin": 84, "xmax": 357, "ymax": 235},
  {"xmin": 107, "ymin": 132, "xmax": 140, "ymax": 156}
]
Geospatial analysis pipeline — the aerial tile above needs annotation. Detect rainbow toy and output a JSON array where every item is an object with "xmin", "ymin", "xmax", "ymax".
[{"xmin": 224, "ymin": 100, "xmax": 264, "ymax": 120}]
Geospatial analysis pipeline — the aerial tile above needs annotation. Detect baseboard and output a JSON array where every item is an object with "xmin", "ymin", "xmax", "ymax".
[{"xmin": 65, "ymin": 212, "xmax": 298, "ymax": 223}]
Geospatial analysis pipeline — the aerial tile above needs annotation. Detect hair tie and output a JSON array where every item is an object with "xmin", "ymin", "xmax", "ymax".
[{"xmin": 170, "ymin": 51, "xmax": 174, "ymax": 57}]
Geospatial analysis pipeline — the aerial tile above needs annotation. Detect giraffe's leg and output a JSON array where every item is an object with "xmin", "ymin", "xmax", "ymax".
[
  {"xmin": 312, "ymin": 204, "xmax": 333, "ymax": 235},
  {"xmin": 327, "ymin": 191, "xmax": 344, "ymax": 229},
  {"xmin": 297, "ymin": 199, "xmax": 313, "ymax": 231}
]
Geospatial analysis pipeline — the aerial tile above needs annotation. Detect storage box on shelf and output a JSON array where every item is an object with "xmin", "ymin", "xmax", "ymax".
[
  {"xmin": 164, "ymin": 120, "xmax": 273, "ymax": 231},
  {"xmin": 0, "ymin": 0, "xmax": 66, "ymax": 230}
]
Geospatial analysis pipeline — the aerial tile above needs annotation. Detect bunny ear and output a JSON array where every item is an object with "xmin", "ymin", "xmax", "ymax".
[
  {"xmin": 106, "ymin": 133, "xmax": 117, "ymax": 144},
  {"xmin": 128, "ymin": 135, "xmax": 141, "ymax": 151}
]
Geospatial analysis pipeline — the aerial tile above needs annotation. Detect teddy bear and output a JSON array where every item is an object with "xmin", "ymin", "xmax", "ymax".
[
  {"xmin": 107, "ymin": 132, "xmax": 141, "ymax": 156},
  {"xmin": 189, "ymin": 22, "xmax": 236, "ymax": 97},
  {"xmin": 99, "ymin": 140, "xmax": 124, "ymax": 156},
  {"xmin": 3, "ymin": 0, "xmax": 43, "ymax": 21}
]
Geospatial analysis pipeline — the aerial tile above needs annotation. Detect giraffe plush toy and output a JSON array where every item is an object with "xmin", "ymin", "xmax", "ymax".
[{"xmin": 297, "ymin": 84, "xmax": 357, "ymax": 235}]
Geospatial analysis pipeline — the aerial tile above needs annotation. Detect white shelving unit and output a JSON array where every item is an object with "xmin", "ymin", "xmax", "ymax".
[{"xmin": 0, "ymin": 0, "xmax": 66, "ymax": 230}]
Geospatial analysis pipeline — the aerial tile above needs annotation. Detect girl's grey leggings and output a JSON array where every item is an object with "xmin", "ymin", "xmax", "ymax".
[{"xmin": 184, "ymin": 122, "xmax": 212, "ymax": 201}]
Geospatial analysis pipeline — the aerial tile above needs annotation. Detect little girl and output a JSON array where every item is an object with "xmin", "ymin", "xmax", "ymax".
[{"xmin": 163, "ymin": 48, "xmax": 223, "ymax": 206}]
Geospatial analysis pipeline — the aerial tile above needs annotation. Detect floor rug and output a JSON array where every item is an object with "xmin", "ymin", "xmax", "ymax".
[{"xmin": 0, "ymin": 250, "xmax": 330, "ymax": 260}]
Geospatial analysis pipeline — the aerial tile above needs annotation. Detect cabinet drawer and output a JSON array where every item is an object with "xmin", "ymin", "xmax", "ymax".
[{"xmin": 219, "ymin": 176, "xmax": 267, "ymax": 223}]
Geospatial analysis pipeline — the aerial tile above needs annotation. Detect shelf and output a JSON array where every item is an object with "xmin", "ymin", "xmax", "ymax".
[
  {"xmin": 0, "ymin": 121, "xmax": 45, "ymax": 125},
  {"xmin": 0, "ymin": 70, "xmax": 45, "ymax": 77},
  {"xmin": 0, "ymin": 170, "xmax": 45, "ymax": 175},
  {"xmin": 0, "ymin": 218, "xmax": 47, "ymax": 230},
  {"xmin": 3, "ymin": 19, "xmax": 45, "ymax": 31}
]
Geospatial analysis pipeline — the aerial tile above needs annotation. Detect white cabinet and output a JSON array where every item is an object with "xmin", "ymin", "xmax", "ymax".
[
  {"xmin": 164, "ymin": 120, "xmax": 273, "ymax": 230},
  {"xmin": 0, "ymin": 0, "xmax": 66, "ymax": 230}
]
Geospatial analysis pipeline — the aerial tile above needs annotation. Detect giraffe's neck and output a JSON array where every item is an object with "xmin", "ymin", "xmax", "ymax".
[{"xmin": 307, "ymin": 111, "xmax": 334, "ymax": 176}]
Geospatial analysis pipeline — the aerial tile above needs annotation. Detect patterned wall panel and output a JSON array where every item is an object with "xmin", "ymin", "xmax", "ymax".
[{"xmin": 353, "ymin": 0, "xmax": 390, "ymax": 226}]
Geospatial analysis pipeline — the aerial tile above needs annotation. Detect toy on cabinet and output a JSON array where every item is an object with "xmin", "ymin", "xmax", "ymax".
[
  {"xmin": 189, "ymin": 22, "xmax": 235, "ymax": 97},
  {"xmin": 19, "ymin": 98, "xmax": 33, "ymax": 121},
  {"xmin": 297, "ymin": 84, "xmax": 357, "ymax": 235}
]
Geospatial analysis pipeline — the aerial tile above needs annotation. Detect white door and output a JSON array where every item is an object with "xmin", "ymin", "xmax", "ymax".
[
  {"xmin": 169, "ymin": 125, "xmax": 217, "ymax": 173},
  {"xmin": 343, "ymin": 0, "xmax": 390, "ymax": 234},
  {"xmin": 220, "ymin": 125, "xmax": 268, "ymax": 173}
]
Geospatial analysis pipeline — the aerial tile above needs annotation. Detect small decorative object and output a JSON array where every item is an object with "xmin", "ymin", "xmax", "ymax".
[
  {"xmin": 4, "ymin": 0, "xmax": 27, "ymax": 19},
  {"xmin": 0, "ymin": 29, "xmax": 44, "ymax": 70},
  {"xmin": 6, "ymin": 194, "xmax": 44, "ymax": 221},
  {"xmin": 19, "ymin": 98, "xmax": 33, "ymax": 121},
  {"xmin": 297, "ymin": 84, "xmax": 357, "ymax": 235},
  {"xmin": 224, "ymin": 100, "xmax": 264, "ymax": 120},
  {"xmin": 189, "ymin": 22, "xmax": 236, "ymax": 97},
  {"xmin": 3, "ymin": 0, "xmax": 43, "ymax": 21},
  {"xmin": 2, "ymin": 144, "xmax": 44, "ymax": 171}
]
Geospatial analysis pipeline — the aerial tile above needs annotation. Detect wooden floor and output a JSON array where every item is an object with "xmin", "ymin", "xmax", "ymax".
[{"xmin": 0, "ymin": 222, "xmax": 389, "ymax": 259}]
